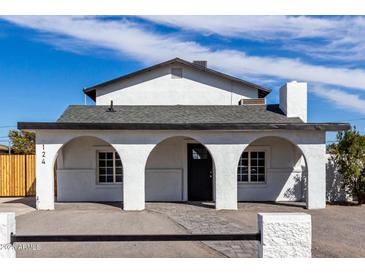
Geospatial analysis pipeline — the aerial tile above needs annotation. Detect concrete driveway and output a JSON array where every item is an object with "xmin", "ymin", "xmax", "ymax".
[
  {"xmin": 4, "ymin": 200, "xmax": 221, "ymax": 258},
  {"xmin": 1, "ymin": 198, "xmax": 364, "ymax": 257}
]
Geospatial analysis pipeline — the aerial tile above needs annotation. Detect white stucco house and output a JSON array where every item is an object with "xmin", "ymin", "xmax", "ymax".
[{"xmin": 18, "ymin": 58, "xmax": 349, "ymax": 211}]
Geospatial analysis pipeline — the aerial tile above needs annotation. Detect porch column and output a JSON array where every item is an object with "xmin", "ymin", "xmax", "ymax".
[
  {"xmin": 116, "ymin": 145, "xmax": 154, "ymax": 211},
  {"xmin": 299, "ymin": 144, "xmax": 326, "ymax": 209},
  {"xmin": 35, "ymin": 143, "xmax": 62, "ymax": 210},
  {"xmin": 207, "ymin": 145, "xmax": 240, "ymax": 210}
]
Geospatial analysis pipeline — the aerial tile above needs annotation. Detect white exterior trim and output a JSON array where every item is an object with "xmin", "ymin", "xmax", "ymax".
[
  {"xmin": 96, "ymin": 150, "xmax": 123, "ymax": 185},
  {"xmin": 238, "ymin": 145, "xmax": 270, "ymax": 185}
]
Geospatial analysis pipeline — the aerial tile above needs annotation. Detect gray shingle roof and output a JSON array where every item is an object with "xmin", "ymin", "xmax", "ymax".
[{"xmin": 57, "ymin": 104, "xmax": 303, "ymax": 124}]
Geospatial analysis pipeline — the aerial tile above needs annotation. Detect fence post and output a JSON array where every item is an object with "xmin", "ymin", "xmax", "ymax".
[
  {"xmin": 258, "ymin": 213, "xmax": 311, "ymax": 258},
  {"xmin": 0, "ymin": 212, "xmax": 16, "ymax": 258}
]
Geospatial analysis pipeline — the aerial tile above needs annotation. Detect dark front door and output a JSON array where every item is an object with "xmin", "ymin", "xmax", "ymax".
[{"xmin": 187, "ymin": 144, "xmax": 213, "ymax": 201}]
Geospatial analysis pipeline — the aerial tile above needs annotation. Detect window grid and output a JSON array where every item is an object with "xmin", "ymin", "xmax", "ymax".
[
  {"xmin": 237, "ymin": 151, "xmax": 265, "ymax": 183},
  {"xmin": 98, "ymin": 151, "xmax": 123, "ymax": 184},
  {"xmin": 237, "ymin": 152, "xmax": 249, "ymax": 182}
]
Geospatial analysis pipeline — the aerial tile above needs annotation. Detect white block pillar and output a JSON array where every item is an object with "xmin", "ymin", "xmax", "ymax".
[
  {"xmin": 35, "ymin": 143, "xmax": 62, "ymax": 210},
  {"xmin": 258, "ymin": 213, "xmax": 312, "ymax": 258},
  {"xmin": 300, "ymin": 144, "xmax": 327, "ymax": 209},
  {"xmin": 117, "ymin": 145, "xmax": 153, "ymax": 211},
  {"xmin": 0, "ymin": 212, "xmax": 16, "ymax": 258},
  {"xmin": 208, "ymin": 145, "xmax": 239, "ymax": 210},
  {"xmin": 307, "ymin": 159, "xmax": 326, "ymax": 209}
]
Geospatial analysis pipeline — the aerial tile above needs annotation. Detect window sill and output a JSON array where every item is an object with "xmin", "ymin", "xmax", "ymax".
[
  {"xmin": 238, "ymin": 182, "xmax": 267, "ymax": 186},
  {"xmin": 96, "ymin": 183, "xmax": 123, "ymax": 187}
]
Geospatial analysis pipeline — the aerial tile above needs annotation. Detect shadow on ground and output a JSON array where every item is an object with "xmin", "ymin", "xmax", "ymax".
[{"xmin": 3, "ymin": 197, "xmax": 36, "ymax": 208}]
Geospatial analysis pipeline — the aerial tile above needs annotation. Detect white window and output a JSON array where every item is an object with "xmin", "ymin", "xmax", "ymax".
[
  {"xmin": 171, "ymin": 67, "xmax": 183, "ymax": 79},
  {"xmin": 237, "ymin": 151, "xmax": 266, "ymax": 183},
  {"xmin": 97, "ymin": 151, "xmax": 123, "ymax": 184}
]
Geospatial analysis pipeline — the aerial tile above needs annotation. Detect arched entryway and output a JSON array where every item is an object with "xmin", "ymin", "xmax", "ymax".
[
  {"xmin": 145, "ymin": 136, "xmax": 215, "ymax": 202},
  {"xmin": 237, "ymin": 136, "xmax": 308, "ymax": 202},
  {"xmin": 54, "ymin": 136, "xmax": 123, "ymax": 202}
]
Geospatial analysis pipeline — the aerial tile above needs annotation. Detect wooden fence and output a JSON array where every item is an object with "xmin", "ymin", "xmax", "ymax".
[{"xmin": 0, "ymin": 155, "xmax": 36, "ymax": 197}]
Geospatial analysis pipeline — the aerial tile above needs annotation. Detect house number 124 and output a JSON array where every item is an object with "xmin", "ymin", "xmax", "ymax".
[{"xmin": 42, "ymin": 144, "xmax": 46, "ymax": 164}]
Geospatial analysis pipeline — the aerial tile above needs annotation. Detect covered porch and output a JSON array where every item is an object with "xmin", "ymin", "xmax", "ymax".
[{"xmin": 31, "ymin": 128, "xmax": 331, "ymax": 210}]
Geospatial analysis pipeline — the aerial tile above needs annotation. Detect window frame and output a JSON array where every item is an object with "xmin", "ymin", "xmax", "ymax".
[
  {"xmin": 96, "ymin": 151, "xmax": 123, "ymax": 185},
  {"xmin": 238, "ymin": 148, "xmax": 268, "ymax": 185}
]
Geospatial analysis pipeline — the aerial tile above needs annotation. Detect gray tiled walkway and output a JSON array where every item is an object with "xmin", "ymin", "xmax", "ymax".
[{"xmin": 148, "ymin": 203, "xmax": 258, "ymax": 257}]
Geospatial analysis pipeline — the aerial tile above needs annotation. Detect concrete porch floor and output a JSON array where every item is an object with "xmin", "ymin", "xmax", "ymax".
[{"xmin": 0, "ymin": 197, "xmax": 364, "ymax": 257}]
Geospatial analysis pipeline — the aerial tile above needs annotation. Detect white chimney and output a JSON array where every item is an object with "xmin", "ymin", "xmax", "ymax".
[{"xmin": 279, "ymin": 81, "xmax": 307, "ymax": 122}]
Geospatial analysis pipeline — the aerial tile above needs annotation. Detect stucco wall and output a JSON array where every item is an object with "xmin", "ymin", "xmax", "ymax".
[
  {"xmin": 35, "ymin": 129, "xmax": 326, "ymax": 210},
  {"xmin": 258, "ymin": 213, "xmax": 312, "ymax": 258},
  {"xmin": 326, "ymin": 154, "xmax": 352, "ymax": 202},
  {"xmin": 145, "ymin": 137, "xmax": 186, "ymax": 201},
  {"xmin": 56, "ymin": 136, "xmax": 123, "ymax": 201},
  {"xmin": 238, "ymin": 136, "xmax": 305, "ymax": 202},
  {"xmin": 56, "ymin": 135, "xmax": 305, "ymax": 202},
  {"xmin": 95, "ymin": 64, "xmax": 258, "ymax": 105},
  {"xmin": 57, "ymin": 135, "xmax": 193, "ymax": 202}
]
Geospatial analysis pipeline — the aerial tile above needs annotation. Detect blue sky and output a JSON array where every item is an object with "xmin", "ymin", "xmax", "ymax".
[{"xmin": 1, "ymin": 16, "xmax": 365, "ymax": 145}]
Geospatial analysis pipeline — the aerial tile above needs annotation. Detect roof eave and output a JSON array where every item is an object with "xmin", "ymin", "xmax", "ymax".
[
  {"xmin": 83, "ymin": 88, "xmax": 96, "ymax": 101},
  {"xmin": 17, "ymin": 122, "xmax": 351, "ymax": 131}
]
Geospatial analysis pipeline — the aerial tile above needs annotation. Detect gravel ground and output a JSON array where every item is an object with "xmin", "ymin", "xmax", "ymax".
[
  {"xmin": 223, "ymin": 202, "xmax": 365, "ymax": 257},
  {"xmin": 1, "ymin": 198, "xmax": 364, "ymax": 257}
]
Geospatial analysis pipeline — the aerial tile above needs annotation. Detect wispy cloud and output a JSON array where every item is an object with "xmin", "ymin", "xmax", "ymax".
[
  {"xmin": 142, "ymin": 16, "xmax": 365, "ymax": 61},
  {"xmin": 3, "ymin": 16, "xmax": 365, "ymax": 117},
  {"xmin": 3, "ymin": 16, "xmax": 365, "ymax": 94},
  {"xmin": 313, "ymin": 85, "xmax": 365, "ymax": 115},
  {"xmin": 142, "ymin": 16, "xmax": 336, "ymax": 39}
]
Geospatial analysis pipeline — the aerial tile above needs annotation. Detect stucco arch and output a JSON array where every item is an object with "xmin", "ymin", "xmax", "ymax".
[
  {"xmin": 238, "ymin": 135, "xmax": 309, "ymax": 171},
  {"xmin": 237, "ymin": 135, "xmax": 309, "ymax": 204},
  {"xmin": 144, "ymin": 135, "xmax": 216, "ymax": 203},
  {"xmin": 35, "ymin": 129, "xmax": 326, "ymax": 210},
  {"xmin": 55, "ymin": 136, "xmax": 124, "ymax": 202},
  {"xmin": 145, "ymin": 134, "xmax": 216, "ymax": 168},
  {"xmin": 51, "ymin": 134, "xmax": 122, "ymax": 170},
  {"xmin": 35, "ymin": 133, "xmax": 124, "ymax": 209}
]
